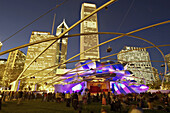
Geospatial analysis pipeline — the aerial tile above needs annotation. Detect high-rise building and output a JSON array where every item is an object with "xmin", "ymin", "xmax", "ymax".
[
  {"xmin": 0, "ymin": 59, "xmax": 7, "ymax": 86},
  {"xmin": 3, "ymin": 50, "xmax": 26, "ymax": 87},
  {"xmin": 23, "ymin": 31, "xmax": 58, "ymax": 86},
  {"xmin": 117, "ymin": 46, "xmax": 154, "ymax": 84},
  {"xmin": 80, "ymin": 3, "xmax": 100, "ymax": 61},
  {"xmin": 56, "ymin": 19, "xmax": 68, "ymax": 69},
  {"xmin": 23, "ymin": 20, "xmax": 69, "ymax": 90}
]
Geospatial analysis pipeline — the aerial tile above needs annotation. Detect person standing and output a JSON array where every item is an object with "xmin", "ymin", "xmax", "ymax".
[
  {"xmin": 78, "ymin": 92, "xmax": 83, "ymax": 113},
  {"xmin": 17, "ymin": 90, "xmax": 23, "ymax": 105},
  {"xmin": 83, "ymin": 93, "xmax": 87, "ymax": 105},
  {"xmin": 110, "ymin": 93, "xmax": 116, "ymax": 111},
  {"xmin": 71, "ymin": 91, "xmax": 75, "ymax": 107},
  {"xmin": 72, "ymin": 92, "xmax": 78, "ymax": 110},
  {"xmin": 44, "ymin": 92, "xmax": 47, "ymax": 102},
  {"xmin": 107, "ymin": 92, "xmax": 111, "ymax": 105},
  {"xmin": 87, "ymin": 92, "xmax": 91, "ymax": 104},
  {"xmin": 65, "ymin": 92, "xmax": 71, "ymax": 107},
  {"xmin": 41, "ymin": 92, "xmax": 44, "ymax": 102},
  {"xmin": 102, "ymin": 92, "xmax": 106, "ymax": 105},
  {"xmin": 55, "ymin": 92, "xmax": 60, "ymax": 102}
]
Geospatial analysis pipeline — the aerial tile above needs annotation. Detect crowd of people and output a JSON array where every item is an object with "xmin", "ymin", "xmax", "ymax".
[{"xmin": 0, "ymin": 90, "xmax": 169, "ymax": 113}]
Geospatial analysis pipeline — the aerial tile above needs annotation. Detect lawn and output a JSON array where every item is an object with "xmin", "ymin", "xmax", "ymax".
[{"xmin": 0, "ymin": 99, "xmax": 168, "ymax": 113}]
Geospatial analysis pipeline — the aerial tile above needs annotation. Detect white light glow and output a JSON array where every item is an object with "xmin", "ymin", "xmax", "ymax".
[
  {"xmin": 72, "ymin": 84, "xmax": 82, "ymax": 91},
  {"xmin": 114, "ymin": 84, "xmax": 118, "ymax": 91},
  {"xmin": 140, "ymin": 86, "xmax": 148, "ymax": 89},
  {"xmin": 109, "ymin": 68, "xmax": 115, "ymax": 72},
  {"xmin": 119, "ymin": 83, "xmax": 125, "ymax": 88}
]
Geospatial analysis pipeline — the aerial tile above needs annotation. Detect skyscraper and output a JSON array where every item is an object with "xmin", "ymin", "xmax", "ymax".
[
  {"xmin": 56, "ymin": 19, "xmax": 68, "ymax": 69},
  {"xmin": 0, "ymin": 59, "xmax": 7, "ymax": 87},
  {"xmin": 80, "ymin": 3, "xmax": 100, "ymax": 61},
  {"xmin": 3, "ymin": 50, "xmax": 26, "ymax": 87},
  {"xmin": 117, "ymin": 46, "xmax": 154, "ymax": 84},
  {"xmin": 22, "ymin": 20, "xmax": 69, "ymax": 90},
  {"xmin": 23, "ymin": 31, "xmax": 58, "ymax": 87}
]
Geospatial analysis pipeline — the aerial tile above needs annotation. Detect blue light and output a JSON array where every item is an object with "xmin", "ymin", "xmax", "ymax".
[{"xmin": 96, "ymin": 70, "xmax": 102, "ymax": 73}]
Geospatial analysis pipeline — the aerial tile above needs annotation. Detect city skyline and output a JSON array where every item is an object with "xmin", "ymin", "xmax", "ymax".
[{"xmin": 0, "ymin": 0, "xmax": 170, "ymax": 73}]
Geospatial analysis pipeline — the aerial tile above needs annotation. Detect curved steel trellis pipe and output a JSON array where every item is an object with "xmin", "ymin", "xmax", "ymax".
[
  {"xmin": 13, "ymin": 0, "xmax": 117, "ymax": 85},
  {"xmin": 16, "ymin": 31, "xmax": 169, "ymax": 86},
  {"xmin": 47, "ymin": 44, "xmax": 170, "ymax": 85},
  {"xmin": 0, "ymin": 16, "xmax": 169, "ymax": 89},
  {"xmin": 35, "ymin": 21, "xmax": 170, "ymax": 86},
  {"xmin": 37, "ymin": 59, "xmax": 167, "ymax": 85},
  {"xmin": 19, "ymin": 31, "xmax": 168, "ymax": 80}
]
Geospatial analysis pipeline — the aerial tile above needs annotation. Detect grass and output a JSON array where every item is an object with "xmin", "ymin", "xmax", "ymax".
[{"xmin": 0, "ymin": 99, "xmax": 169, "ymax": 113}]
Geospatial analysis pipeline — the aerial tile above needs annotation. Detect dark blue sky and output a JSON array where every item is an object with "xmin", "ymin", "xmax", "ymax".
[{"xmin": 0, "ymin": 0, "xmax": 170, "ymax": 72}]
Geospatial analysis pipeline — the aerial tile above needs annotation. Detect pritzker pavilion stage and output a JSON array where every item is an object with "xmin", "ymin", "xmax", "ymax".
[{"xmin": 54, "ymin": 60, "xmax": 149, "ymax": 94}]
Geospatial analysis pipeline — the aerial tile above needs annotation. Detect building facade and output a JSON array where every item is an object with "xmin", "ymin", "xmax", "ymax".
[
  {"xmin": 117, "ymin": 46, "xmax": 154, "ymax": 84},
  {"xmin": 23, "ymin": 21, "xmax": 69, "ymax": 90},
  {"xmin": 80, "ymin": 3, "xmax": 100, "ymax": 61},
  {"xmin": 3, "ymin": 50, "xmax": 26, "ymax": 87},
  {"xmin": 165, "ymin": 53, "xmax": 170, "ymax": 82},
  {"xmin": 56, "ymin": 20, "xmax": 68, "ymax": 69},
  {"xmin": 0, "ymin": 59, "xmax": 7, "ymax": 87},
  {"xmin": 23, "ymin": 31, "xmax": 57, "ymax": 87}
]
